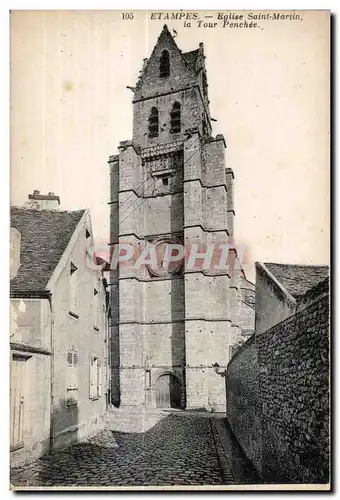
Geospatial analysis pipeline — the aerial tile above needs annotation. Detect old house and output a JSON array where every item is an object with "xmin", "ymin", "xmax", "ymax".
[
  {"xmin": 255, "ymin": 262, "xmax": 329, "ymax": 335},
  {"xmin": 109, "ymin": 25, "xmax": 252, "ymax": 412},
  {"xmin": 10, "ymin": 191, "xmax": 109, "ymax": 464}
]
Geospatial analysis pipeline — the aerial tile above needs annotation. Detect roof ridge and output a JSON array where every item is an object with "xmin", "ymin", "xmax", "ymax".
[
  {"xmin": 264, "ymin": 262, "xmax": 328, "ymax": 268},
  {"xmin": 11, "ymin": 206, "xmax": 86, "ymax": 214}
]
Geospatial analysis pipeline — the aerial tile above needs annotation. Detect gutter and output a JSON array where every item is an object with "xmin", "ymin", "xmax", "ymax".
[
  {"xmin": 10, "ymin": 290, "xmax": 51, "ymax": 299},
  {"xmin": 10, "ymin": 342, "xmax": 51, "ymax": 356}
]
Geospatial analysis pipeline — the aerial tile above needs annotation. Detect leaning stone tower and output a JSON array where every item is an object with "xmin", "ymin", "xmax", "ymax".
[{"xmin": 109, "ymin": 25, "xmax": 241, "ymax": 412}]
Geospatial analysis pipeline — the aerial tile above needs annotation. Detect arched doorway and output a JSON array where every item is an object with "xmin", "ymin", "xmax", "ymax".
[{"xmin": 155, "ymin": 373, "xmax": 182, "ymax": 409}]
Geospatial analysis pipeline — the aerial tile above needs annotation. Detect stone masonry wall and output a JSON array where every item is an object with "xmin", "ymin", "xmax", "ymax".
[
  {"xmin": 226, "ymin": 335, "xmax": 262, "ymax": 473},
  {"xmin": 226, "ymin": 289, "xmax": 329, "ymax": 484},
  {"xmin": 133, "ymin": 88, "xmax": 203, "ymax": 148}
]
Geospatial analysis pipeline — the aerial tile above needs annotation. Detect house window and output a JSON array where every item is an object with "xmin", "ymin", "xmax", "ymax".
[
  {"xmin": 90, "ymin": 356, "xmax": 103, "ymax": 400},
  {"xmin": 69, "ymin": 262, "xmax": 78, "ymax": 315},
  {"xmin": 170, "ymin": 102, "xmax": 181, "ymax": 133},
  {"xmin": 66, "ymin": 349, "xmax": 79, "ymax": 406},
  {"xmin": 148, "ymin": 107, "xmax": 159, "ymax": 138},
  {"xmin": 94, "ymin": 288, "xmax": 99, "ymax": 331},
  {"xmin": 159, "ymin": 50, "xmax": 170, "ymax": 77},
  {"xmin": 162, "ymin": 177, "xmax": 169, "ymax": 186}
]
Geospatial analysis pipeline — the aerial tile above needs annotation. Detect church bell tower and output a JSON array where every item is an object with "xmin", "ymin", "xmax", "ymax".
[{"xmin": 109, "ymin": 25, "xmax": 240, "ymax": 411}]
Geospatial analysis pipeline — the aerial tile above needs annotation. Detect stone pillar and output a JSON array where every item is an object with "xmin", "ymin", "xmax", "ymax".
[
  {"xmin": 115, "ymin": 142, "xmax": 146, "ymax": 407},
  {"xmin": 184, "ymin": 134, "xmax": 232, "ymax": 411},
  {"xmin": 109, "ymin": 155, "xmax": 120, "ymax": 406}
]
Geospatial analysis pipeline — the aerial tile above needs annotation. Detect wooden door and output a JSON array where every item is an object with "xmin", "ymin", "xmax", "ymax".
[
  {"xmin": 10, "ymin": 354, "xmax": 27, "ymax": 451},
  {"xmin": 156, "ymin": 374, "xmax": 171, "ymax": 408},
  {"xmin": 155, "ymin": 374, "xmax": 182, "ymax": 409}
]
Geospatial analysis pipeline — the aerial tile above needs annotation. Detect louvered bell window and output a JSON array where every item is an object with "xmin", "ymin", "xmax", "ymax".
[
  {"xmin": 148, "ymin": 107, "xmax": 159, "ymax": 138},
  {"xmin": 170, "ymin": 102, "xmax": 181, "ymax": 134},
  {"xmin": 159, "ymin": 50, "xmax": 170, "ymax": 78}
]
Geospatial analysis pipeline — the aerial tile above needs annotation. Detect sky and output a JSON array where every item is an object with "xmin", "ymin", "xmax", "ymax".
[{"xmin": 10, "ymin": 10, "xmax": 330, "ymax": 282}]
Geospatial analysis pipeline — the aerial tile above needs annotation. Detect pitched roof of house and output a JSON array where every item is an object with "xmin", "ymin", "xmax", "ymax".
[
  {"xmin": 10, "ymin": 207, "xmax": 85, "ymax": 294},
  {"xmin": 264, "ymin": 263, "xmax": 329, "ymax": 299}
]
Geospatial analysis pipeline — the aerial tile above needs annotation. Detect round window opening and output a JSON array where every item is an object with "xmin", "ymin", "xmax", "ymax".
[{"xmin": 146, "ymin": 236, "xmax": 184, "ymax": 278}]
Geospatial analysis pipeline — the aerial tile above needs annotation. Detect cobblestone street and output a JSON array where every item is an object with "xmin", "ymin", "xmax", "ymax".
[{"xmin": 11, "ymin": 410, "xmax": 240, "ymax": 488}]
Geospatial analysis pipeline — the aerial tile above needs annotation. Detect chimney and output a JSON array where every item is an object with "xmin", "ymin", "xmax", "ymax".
[{"xmin": 24, "ymin": 190, "xmax": 60, "ymax": 210}]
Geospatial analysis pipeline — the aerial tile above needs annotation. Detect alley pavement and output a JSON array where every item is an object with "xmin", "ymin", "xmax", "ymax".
[{"xmin": 10, "ymin": 410, "xmax": 253, "ymax": 488}]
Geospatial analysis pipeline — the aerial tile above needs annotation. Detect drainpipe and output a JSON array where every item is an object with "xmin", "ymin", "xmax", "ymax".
[
  {"xmin": 47, "ymin": 293, "xmax": 55, "ymax": 455},
  {"xmin": 102, "ymin": 276, "xmax": 110, "ymax": 411}
]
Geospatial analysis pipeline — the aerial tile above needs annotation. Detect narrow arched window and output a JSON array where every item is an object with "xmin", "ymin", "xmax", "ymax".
[
  {"xmin": 148, "ymin": 107, "xmax": 159, "ymax": 138},
  {"xmin": 202, "ymin": 119, "xmax": 208, "ymax": 137},
  {"xmin": 160, "ymin": 50, "xmax": 170, "ymax": 78},
  {"xmin": 170, "ymin": 102, "xmax": 181, "ymax": 134},
  {"xmin": 202, "ymin": 72, "xmax": 208, "ymax": 97}
]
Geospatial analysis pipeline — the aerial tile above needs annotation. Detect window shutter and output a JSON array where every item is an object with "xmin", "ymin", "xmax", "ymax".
[
  {"xmin": 98, "ymin": 360, "xmax": 103, "ymax": 397},
  {"xmin": 89, "ymin": 355, "xmax": 94, "ymax": 399},
  {"xmin": 71, "ymin": 352, "xmax": 78, "ymax": 390},
  {"xmin": 73, "ymin": 351, "xmax": 79, "ymax": 365},
  {"xmin": 94, "ymin": 289, "xmax": 99, "ymax": 328},
  {"xmin": 93, "ymin": 358, "xmax": 98, "ymax": 398},
  {"xmin": 67, "ymin": 350, "xmax": 78, "ymax": 406}
]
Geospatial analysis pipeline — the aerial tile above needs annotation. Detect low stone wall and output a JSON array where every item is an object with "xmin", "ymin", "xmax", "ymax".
[
  {"xmin": 226, "ymin": 289, "xmax": 329, "ymax": 484},
  {"xmin": 226, "ymin": 335, "xmax": 262, "ymax": 474}
]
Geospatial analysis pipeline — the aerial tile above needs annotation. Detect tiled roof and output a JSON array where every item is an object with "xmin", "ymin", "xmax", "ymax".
[
  {"xmin": 297, "ymin": 276, "xmax": 329, "ymax": 310},
  {"xmin": 183, "ymin": 49, "xmax": 199, "ymax": 70},
  {"xmin": 11, "ymin": 207, "xmax": 85, "ymax": 294},
  {"xmin": 264, "ymin": 263, "xmax": 329, "ymax": 299}
]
